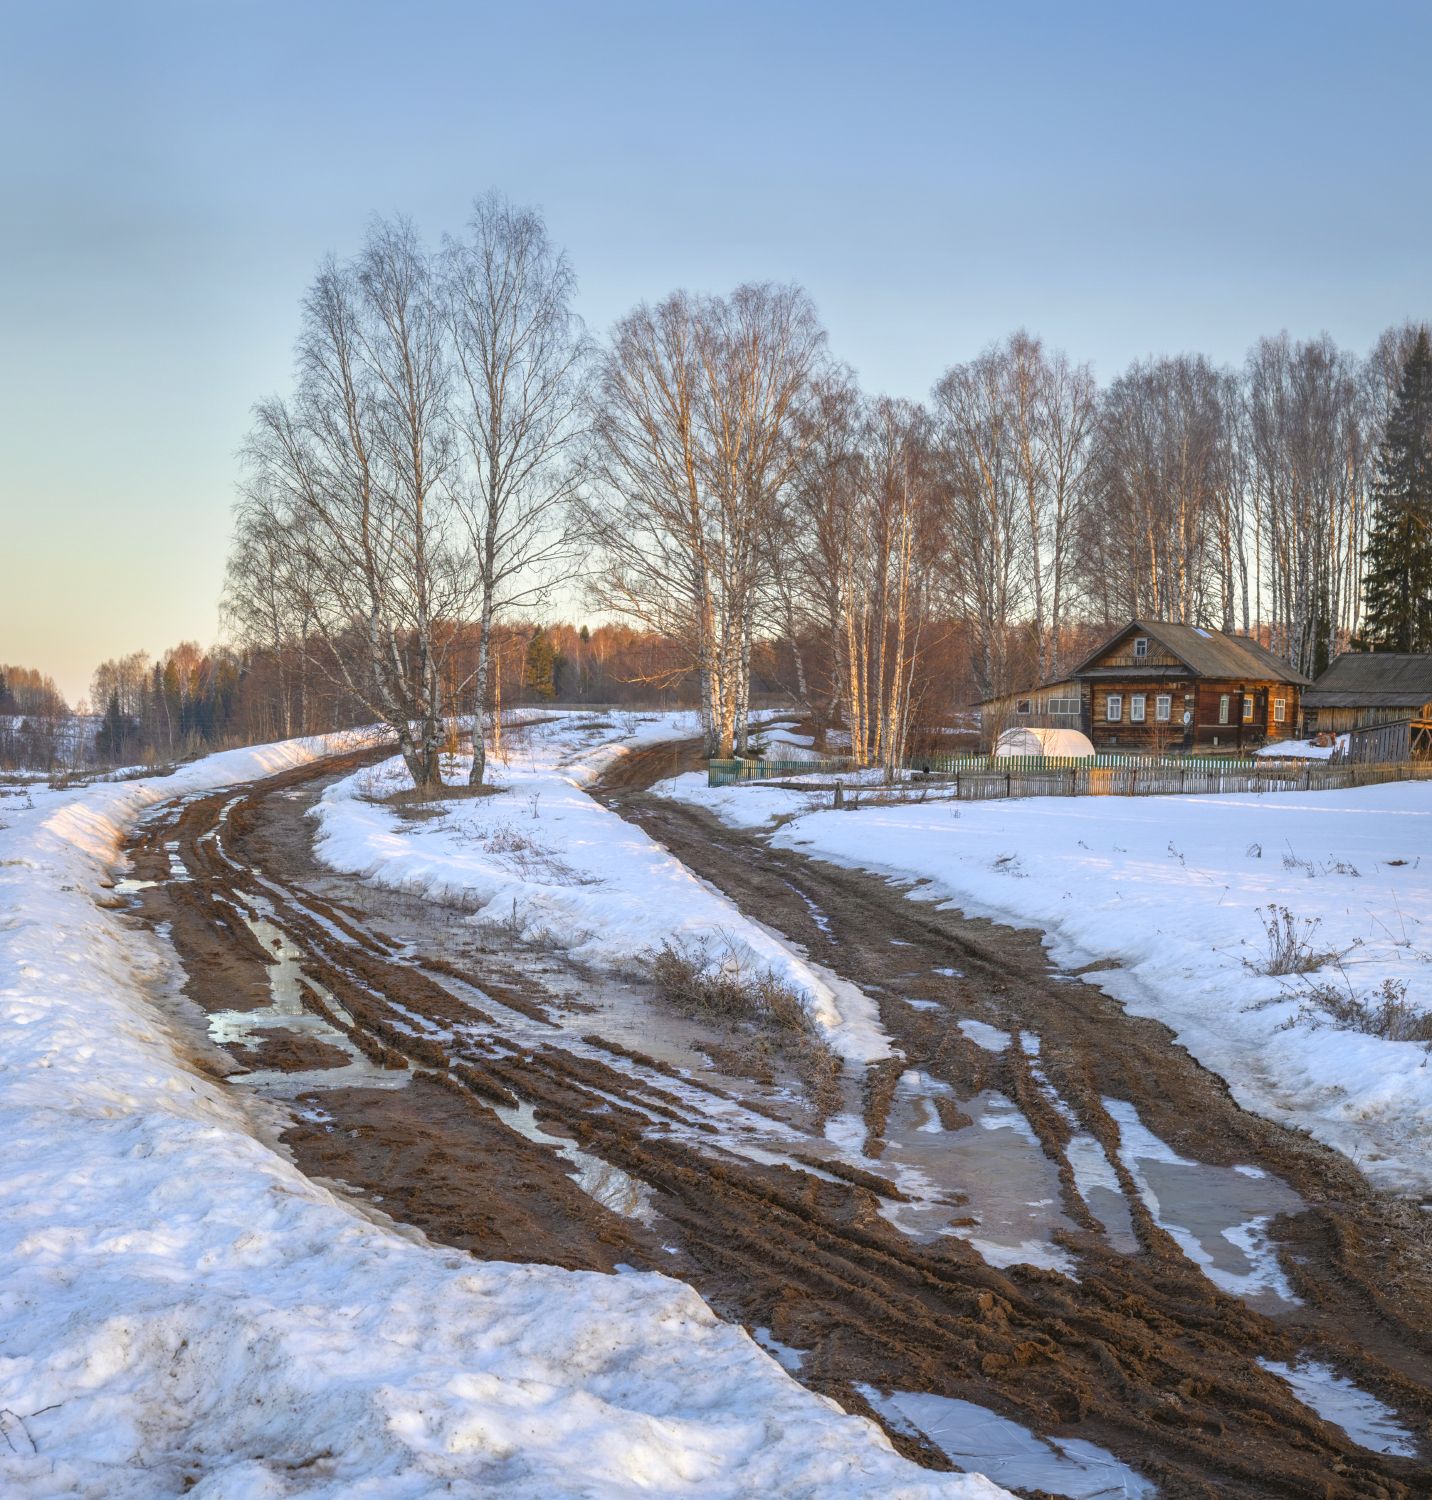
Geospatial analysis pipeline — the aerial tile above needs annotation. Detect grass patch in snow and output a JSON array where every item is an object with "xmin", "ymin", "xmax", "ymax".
[
  {"xmin": 1294, "ymin": 972, "xmax": 1432, "ymax": 1044},
  {"xmin": 1247, "ymin": 904, "xmax": 1353, "ymax": 977},
  {"xmin": 647, "ymin": 938, "xmax": 842, "ymax": 1117}
]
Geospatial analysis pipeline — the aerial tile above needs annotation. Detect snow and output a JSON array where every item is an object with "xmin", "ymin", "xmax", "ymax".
[
  {"xmin": 1256, "ymin": 736, "xmax": 1347, "ymax": 760},
  {"xmin": 668, "ymin": 774, "xmax": 1432, "ymax": 1193},
  {"xmin": 311, "ymin": 714, "xmax": 895, "ymax": 1065},
  {"xmin": 0, "ymin": 726, "xmax": 1009, "ymax": 1499}
]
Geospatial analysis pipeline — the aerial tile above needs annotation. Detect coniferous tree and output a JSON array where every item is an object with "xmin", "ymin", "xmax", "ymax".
[
  {"xmin": 1362, "ymin": 328, "xmax": 1432, "ymax": 652},
  {"xmin": 523, "ymin": 628, "xmax": 557, "ymax": 700},
  {"xmin": 96, "ymin": 690, "xmax": 134, "ymax": 763}
]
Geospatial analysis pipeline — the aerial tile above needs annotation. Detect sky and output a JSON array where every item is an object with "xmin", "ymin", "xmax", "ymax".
[{"xmin": 2, "ymin": 0, "xmax": 1430, "ymax": 706}]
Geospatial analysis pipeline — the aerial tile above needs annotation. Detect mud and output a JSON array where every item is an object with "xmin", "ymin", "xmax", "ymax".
[{"xmin": 114, "ymin": 738, "xmax": 1432, "ymax": 1498}]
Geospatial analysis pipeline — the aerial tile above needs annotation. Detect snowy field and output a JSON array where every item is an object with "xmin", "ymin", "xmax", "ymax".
[
  {"xmin": 660, "ymin": 771, "xmax": 1432, "ymax": 1194},
  {"xmin": 311, "ymin": 712, "xmax": 892, "ymax": 1064},
  {"xmin": 0, "ymin": 727, "xmax": 1007, "ymax": 1499}
]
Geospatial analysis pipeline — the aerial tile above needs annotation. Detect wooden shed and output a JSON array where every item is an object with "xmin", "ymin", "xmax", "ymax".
[{"xmin": 1302, "ymin": 653, "xmax": 1432, "ymax": 736}]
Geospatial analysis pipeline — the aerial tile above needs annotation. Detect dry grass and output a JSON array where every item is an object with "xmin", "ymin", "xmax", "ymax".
[
  {"xmin": 1248, "ymin": 904, "xmax": 1351, "ymax": 976},
  {"xmin": 1296, "ymin": 973, "xmax": 1432, "ymax": 1044},
  {"xmin": 647, "ymin": 938, "xmax": 842, "ymax": 1118}
]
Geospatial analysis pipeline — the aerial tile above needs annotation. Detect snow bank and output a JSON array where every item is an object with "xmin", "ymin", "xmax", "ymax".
[
  {"xmin": 0, "ymin": 728, "xmax": 1006, "ymax": 1498},
  {"xmin": 670, "ymin": 774, "xmax": 1432, "ymax": 1193},
  {"xmin": 311, "ymin": 714, "xmax": 893, "ymax": 1065}
]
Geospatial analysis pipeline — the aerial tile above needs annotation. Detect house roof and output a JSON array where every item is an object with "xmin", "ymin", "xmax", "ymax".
[
  {"xmin": 974, "ymin": 676, "xmax": 1080, "ymax": 708},
  {"xmin": 1069, "ymin": 620, "xmax": 1312, "ymax": 686},
  {"xmin": 1303, "ymin": 653, "xmax": 1432, "ymax": 709}
]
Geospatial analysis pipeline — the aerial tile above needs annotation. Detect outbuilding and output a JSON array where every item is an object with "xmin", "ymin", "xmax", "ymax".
[{"xmin": 1302, "ymin": 654, "xmax": 1432, "ymax": 735}]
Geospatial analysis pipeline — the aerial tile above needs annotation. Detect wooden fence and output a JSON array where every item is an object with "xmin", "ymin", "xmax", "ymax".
[{"xmin": 708, "ymin": 752, "xmax": 1432, "ymax": 801}]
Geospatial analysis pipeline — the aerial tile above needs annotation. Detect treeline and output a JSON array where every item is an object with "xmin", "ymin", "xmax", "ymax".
[
  {"xmin": 70, "ymin": 624, "xmax": 699, "ymax": 770},
  {"xmin": 204, "ymin": 194, "xmax": 1431, "ymax": 785},
  {"xmin": 0, "ymin": 665, "xmax": 75, "ymax": 770}
]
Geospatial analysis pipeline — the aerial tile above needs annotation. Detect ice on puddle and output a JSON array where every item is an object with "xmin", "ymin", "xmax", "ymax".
[
  {"xmin": 1258, "ymin": 1358, "xmax": 1418, "ymax": 1457},
  {"xmin": 1104, "ymin": 1098, "xmax": 1303, "ymax": 1309},
  {"xmin": 957, "ymin": 1018, "xmax": 1011, "ymax": 1052},
  {"xmin": 857, "ymin": 1385, "xmax": 1155, "ymax": 1497}
]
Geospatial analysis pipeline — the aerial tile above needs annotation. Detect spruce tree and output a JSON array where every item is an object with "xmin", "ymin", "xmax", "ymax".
[
  {"xmin": 523, "ymin": 628, "xmax": 557, "ymax": 700},
  {"xmin": 1362, "ymin": 327, "xmax": 1432, "ymax": 652}
]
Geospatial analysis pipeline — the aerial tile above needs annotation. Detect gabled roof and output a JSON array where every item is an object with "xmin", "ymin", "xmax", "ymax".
[
  {"xmin": 1303, "ymin": 653, "xmax": 1432, "ymax": 709},
  {"xmin": 1070, "ymin": 620, "xmax": 1312, "ymax": 686}
]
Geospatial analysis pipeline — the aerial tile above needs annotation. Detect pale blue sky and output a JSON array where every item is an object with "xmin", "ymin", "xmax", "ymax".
[{"xmin": 3, "ymin": 0, "xmax": 1429, "ymax": 703}]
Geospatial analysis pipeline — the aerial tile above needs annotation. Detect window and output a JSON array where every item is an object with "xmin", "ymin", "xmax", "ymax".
[
  {"xmin": 1015, "ymin": 698, "xmax": 1032, "ymax": 715},
  {"xmin": 1133, "ymin": 637, "xmax": 1149, "ymax": 659},
  {"xmin": 1048, "ymin": 695, "xmax": 1080, "ymax": 716},
  {"xmin": 1219, "ymin": 694, "xmax": 1230, "ymax": 724},
  {"xmin": 1130, "ymin": 694, "xmax": 1146, "ymax": 722},
  {"xmin": 1274, "ymin": 698, "xmax": 1286, "ymax": 723},
  {"xmin": 1106, "ymin": 694, "xmax": 1123, "ymax": 722},
  {"xmin": 1155, "ymin": 694, "xmax": 1171, "ymax": 722},
  {"xmin": 1242, "ymin": 695, "xmax": 1254, "ymax": 723}
]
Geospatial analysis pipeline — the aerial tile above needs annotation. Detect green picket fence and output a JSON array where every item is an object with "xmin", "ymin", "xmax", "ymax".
[
  {"xmin": 710, "ymin": 750, "xmax": 1270, "ymax": 786},
  {"xmin": 708, "ymin": 752, "xmax": 1432, "ymax": 799}
]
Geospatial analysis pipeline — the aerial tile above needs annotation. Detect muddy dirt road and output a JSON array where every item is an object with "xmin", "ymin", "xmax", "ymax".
[{"xmin": 116, "ymin": 740, "xmax": 1432, "ymax": 1498}]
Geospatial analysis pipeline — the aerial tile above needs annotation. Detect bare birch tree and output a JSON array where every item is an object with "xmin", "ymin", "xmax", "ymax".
[
  {"xmin": 585, "ymin": 283, "xmax": 825, "ymax": 756},
  {"xmin": 237, "ymin": 221, "xmax": 466, "ymax": 791},
  {"xmin": 441, "ymin": 193, "xmax": 587, "ymax": 784}
]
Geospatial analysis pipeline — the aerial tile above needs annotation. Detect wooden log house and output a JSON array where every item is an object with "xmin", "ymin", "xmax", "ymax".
[{"xmin": 979, "ymin": 620, "xmax": 1311, "ymax": 753}]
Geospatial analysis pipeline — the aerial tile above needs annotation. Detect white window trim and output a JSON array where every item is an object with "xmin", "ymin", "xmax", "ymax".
[
  {"xmin": 1130, "ymin": 694, "xmax": 1146, "ymax": 723},
  {"xmin": 1155, "ymin": 694, "xmax": 1171, "ymax": 722},
  {"xmin": 1218, "ymin": 694, "xmax": 1230, "ymax": 724},
  {"xmin": 1106, "ymin": 694, "xmax": 1123, "ymax": 722},
  {"xmin": 1274, "ymin": 698, "xmax": 1286, "ymax": 723},
  {"xmin": 1133, "ymin": 637, "xmax": 1149, "ymax": 658}
]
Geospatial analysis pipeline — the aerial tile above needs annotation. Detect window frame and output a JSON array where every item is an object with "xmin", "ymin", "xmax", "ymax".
[
  {"xmin": 1274, "ymin": 697, "xmax": 1287, "ymax": 723},
  {"xmin": 1242, "ymin": 695, "xmax": 1254, "ymax": 723},
  {"xmin": 1130, "ymin": 693, "xmax": 1146, "ymax": 723},
  {"xmin": 1155, "ymin": 694, "xmax": 1171, "ymax": 722},
  {"xmin": 1105, "ymin": 693, "xmax": 1123, "ymax": 722},
  {"xmin": 1218, "ymin": 694, "xmax": 1230, "ymax": 724},
  {"xmin": 1133, "ymin": 637, "xmax": 1149, "ymax": 659},
  {"xmin": 1015, "ymin": 697, "xmax": 1032, "ymax": 716}
]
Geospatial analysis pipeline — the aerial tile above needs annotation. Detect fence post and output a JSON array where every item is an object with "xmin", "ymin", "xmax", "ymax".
[{"xmin": 1005, "ymin": 772, "xmax": 1011, "ymax": 798}]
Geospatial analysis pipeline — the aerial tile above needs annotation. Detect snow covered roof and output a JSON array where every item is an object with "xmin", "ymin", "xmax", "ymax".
[
  {"xmin": 1304, "ymin": 653, "xmax": 1432, "ymax": 709},
  {"xmin": 1070, "ymin": 621, "xmax": 1312, "ymax": 685}
]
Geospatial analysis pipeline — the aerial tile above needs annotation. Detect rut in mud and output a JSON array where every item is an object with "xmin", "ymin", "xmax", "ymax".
[{"xmin": 115, "ymin": 739, "xmax": 1432, "ymax": 1498}]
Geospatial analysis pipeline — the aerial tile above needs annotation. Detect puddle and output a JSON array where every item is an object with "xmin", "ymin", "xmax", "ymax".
[
  {"xmin": 934, "ymin": 966, "xmax": 963, "ymax": 978},
  {"xmin": 1105, "ymin": 1098, "xmax": 1303, "ymax": 1310},
  {"xmin": 880, "ymin": 1083, "xmax": 1078, "ymax": 1274},
  {"xmin": 1066, "ymin": 1133, "xmax": 1138, "ymax": 1253},
  {"xmin": 905, "ymin": 998, "xmax": 942, "ymax": 1012},
  {"xmin": 1258, "ymin": 1359, "xmax": 1418, "ymax": 1457},
  {"xmin": 856, "ymin": 1386, "xmax": 1155, "ymax": 1497},
  {"xmin": 211, "ymin": 908, "xmax": 409, "ymax": 1094},
  {"xmin": 492, "ymin": 1098, "xmax": 657, "ymax": 1226}
]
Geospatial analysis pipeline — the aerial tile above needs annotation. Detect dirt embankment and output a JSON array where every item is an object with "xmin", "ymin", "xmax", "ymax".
[{"xmin": 116, "ymin": 740, "xmax": 1432, "ymax": 1498}]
